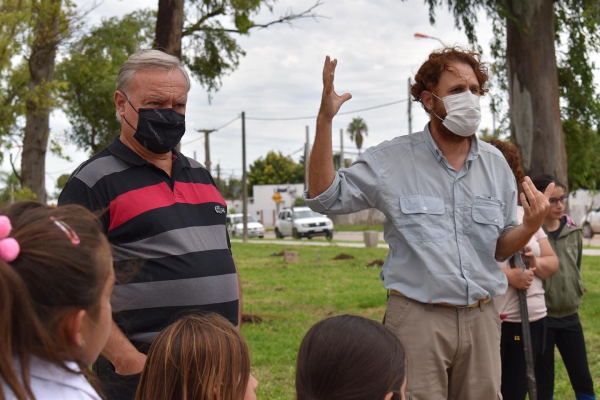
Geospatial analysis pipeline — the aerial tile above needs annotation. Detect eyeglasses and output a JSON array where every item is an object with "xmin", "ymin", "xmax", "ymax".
[{"xmin": 549, "ymin": 195, "xmax": 568, "ymax": 205}]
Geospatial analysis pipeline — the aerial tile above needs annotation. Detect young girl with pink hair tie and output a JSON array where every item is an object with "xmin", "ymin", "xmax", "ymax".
[{"xmin": 0, "ymin": 202, "xmax": 115, "ymax": 400}]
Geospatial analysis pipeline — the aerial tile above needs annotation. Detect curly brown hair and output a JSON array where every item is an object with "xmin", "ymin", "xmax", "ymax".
[
  {"xmin": 490, "ymin": 139, "xmax": 525, "ymax": 194},
  {"xmin": 411, "ymin": 47, "xmax": 489, "ymax": 113}
]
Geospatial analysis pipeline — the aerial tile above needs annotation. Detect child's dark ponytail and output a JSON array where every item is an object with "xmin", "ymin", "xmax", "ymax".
[
  {"xmin": 0, "ymin": 202, "xmax": 110, "ymax": 400},
  {"xmin": 0, "ymin": 258, "xmax": 40, "ymax": 400}
]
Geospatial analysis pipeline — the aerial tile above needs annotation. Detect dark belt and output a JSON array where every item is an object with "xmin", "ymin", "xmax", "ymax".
[{"xmin": 390, "ymin": 290, "xmax": 491, "ymax": 308}]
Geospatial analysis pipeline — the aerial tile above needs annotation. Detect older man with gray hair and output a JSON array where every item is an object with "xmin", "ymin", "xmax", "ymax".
[{"xmin": 58, "ymin": 49, "xmax": 241, "ymax": 400}]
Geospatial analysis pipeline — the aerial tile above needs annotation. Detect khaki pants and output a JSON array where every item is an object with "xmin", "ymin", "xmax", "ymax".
[{"xmin": 384, "ymin": 294, "xmax": 502, "ymax": 400}]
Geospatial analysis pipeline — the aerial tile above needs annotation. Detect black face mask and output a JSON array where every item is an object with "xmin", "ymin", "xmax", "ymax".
[{"xmin": 123, "ymin": 97, "xmax": 186, "ymax": 154}]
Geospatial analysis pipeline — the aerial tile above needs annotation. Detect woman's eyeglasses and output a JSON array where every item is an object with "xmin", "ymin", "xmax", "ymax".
[{"xmin": 549, "ymin": 195, "xmax": 568, "ymax": 205}]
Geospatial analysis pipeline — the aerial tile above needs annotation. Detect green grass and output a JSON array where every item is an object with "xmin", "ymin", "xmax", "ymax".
[
  {"xmin": 235, "ymin": 243, "xmax": 599, "ymax": 399},
  {"xmin": 333, "ymin": 223, "xmax": 384, "ymax": 232}
]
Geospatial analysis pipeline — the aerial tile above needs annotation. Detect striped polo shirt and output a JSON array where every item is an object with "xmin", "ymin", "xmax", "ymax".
[{"xmin": 58, "ymin": 137, "xmax": 239, "ymax": 344}]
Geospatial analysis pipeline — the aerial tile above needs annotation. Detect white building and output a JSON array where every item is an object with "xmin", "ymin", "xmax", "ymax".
[
  {"xmin": 569, "ymin": 189, "xmax": 600, "ymax": 225},
  {"xmin": 225, "ymin": 183, "xmax": 305, "ymax": 227}
]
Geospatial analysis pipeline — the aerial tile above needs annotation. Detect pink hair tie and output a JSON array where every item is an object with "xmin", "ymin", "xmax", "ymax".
[{"xmin": 0, "ymin": 215, "xmax": 20, "ymax": 262}]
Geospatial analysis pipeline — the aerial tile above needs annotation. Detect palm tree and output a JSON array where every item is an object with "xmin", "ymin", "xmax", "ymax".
[{"xmin": 347, "ymin": 117, "xmax": 368, "ymax": 156}]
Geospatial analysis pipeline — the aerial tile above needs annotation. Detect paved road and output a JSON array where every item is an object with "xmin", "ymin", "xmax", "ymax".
[
  {"xmin": 237, "ymin": 232, "xmax": 600, "ymax": 256},
  {"xmin": 263, "ymin": 230, "xmax": 382, "ymax": 242}
]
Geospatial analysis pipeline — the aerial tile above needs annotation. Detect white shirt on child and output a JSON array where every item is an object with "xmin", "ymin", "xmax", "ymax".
[
  {"xmin": 2, "ymin": 356, "xmax": 101, "ymax": 400},
  {"xmin": 494, "ymin": 206, "xmax": 549, "ymax": 322}
]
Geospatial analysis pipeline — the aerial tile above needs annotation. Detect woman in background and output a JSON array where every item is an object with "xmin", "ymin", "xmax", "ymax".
[
  {"xmin": 532, "ymin": 174, "xmax": 596, "ymax": 400},
  {"xmin": 490, "ymin": 140, "xmax": 558, "ymax": 400}
]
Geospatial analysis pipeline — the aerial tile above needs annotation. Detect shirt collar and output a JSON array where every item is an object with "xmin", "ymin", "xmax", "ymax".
[
  {"xmin": 14, "ymin": 356, "xmax": 100, "ymax": 399},
  {"xmin": 108, "ymin": 136, "xmax": 191, "ymax": 168},
  {"xmin": 422, "ymin": 123, "xmax": 444, "ymax": 163},
  {"xmin": 172, "ymin": 147, "xmax": 191, "ymax": 168},
  {"xmin": 107, "ymin": 136, "xmax": 146, "ymax": 166},
  {"xmin": 422, "ymin": 123, "xmax": 481, "ymax": 164}
]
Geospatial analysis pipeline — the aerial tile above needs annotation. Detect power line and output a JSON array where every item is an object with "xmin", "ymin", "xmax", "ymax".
[
  {"xmin": 182, "ymin": 116, "xmax": 241, "ymax": 146},
  {"xmin": 245, "ymin": 99, "xmax": 408, "ymax": 121},
  {"xmin": 287, "ymin": 147, "xmax": 305, "ymax": 157}
]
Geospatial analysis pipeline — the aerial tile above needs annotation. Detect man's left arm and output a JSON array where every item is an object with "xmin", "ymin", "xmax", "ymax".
[{"xmin": 495, "ymin": 177, "xmax": 554, "ymax": 260}]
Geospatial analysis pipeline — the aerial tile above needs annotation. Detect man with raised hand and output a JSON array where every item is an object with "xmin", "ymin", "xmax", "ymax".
[
  {"xmin": 59, "ymin": 49, "xmax": 240, "ymax": 400},
  {"xmin": 304, "ymin": 48, "xmax": 554, "ymax": 399}
]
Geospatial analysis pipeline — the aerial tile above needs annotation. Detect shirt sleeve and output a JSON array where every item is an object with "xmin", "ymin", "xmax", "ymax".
[
  {"xmin": 303, "ymin": 149, "xmax": 379, "ymax": 214},
  {"xmin": 535, "ymin": 226, "xmax": 548, "ymax": 242},
  {"xmin": 58, "ymin": 177, "xmax": 110, "ymax": 232},
  {"xmin": 501, "ymin": 175, "xmax": 519, "ymax": 232}
]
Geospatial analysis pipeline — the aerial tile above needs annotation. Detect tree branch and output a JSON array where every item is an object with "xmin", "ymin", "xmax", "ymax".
[
  {"xmin": 181, "ymin": 6, "xmax": 226, "ymax": 37},
  {"xmin": 9, "ymin": 152, "xmax": 22, "ymax": 185},
  {"xmin": 182, "ymin": 0, "xmax": 325, "ymax": 38}
]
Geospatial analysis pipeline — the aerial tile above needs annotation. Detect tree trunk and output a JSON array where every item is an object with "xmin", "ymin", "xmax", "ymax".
[
  {"xmin": 21, "ymin": 0, "xmax": 62, "ymax": 204},
  {"xmin": 507, "ymin": 0, "xmax": 568, "ymax": 187},
  {"xmin": 154, "ymin": 0, "xmax": 184, "ymax": 57}
]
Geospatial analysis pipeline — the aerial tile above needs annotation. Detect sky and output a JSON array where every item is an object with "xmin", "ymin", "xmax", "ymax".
[{"xmin": 3, "ymin": 0, "xmax": 599, "ymax": 196}]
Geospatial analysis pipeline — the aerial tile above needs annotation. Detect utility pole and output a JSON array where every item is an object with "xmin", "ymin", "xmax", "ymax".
[
  {"xmin": 193, "ymin": 150, "xmax": 197, "ymax": 160},
  {"xmin": 407, "ymin": 77, "xmax": 412, "ymax": 135},
  {"xmin": 241, "ymin": 112, "xmax": 248, "ymax": 243},
  {"xmin": 196, "ymin": 129, "xmax": 214, "ymax": 174},
  {"xmin": 305, "ymin": 126, "xmax": 309, "ymax": 191},
  {"xmin": 340, "ymin": 128, "xmax": 344, "ymax": 169}
]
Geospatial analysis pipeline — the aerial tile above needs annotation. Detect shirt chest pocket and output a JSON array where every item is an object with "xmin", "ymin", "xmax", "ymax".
[
  {"xmin": 469, "ymin": 197, "xmax": 505, "ymax": 254},
  {"xmin": 396, "ymin": 195, "xmax": 448, "ymax": 243}
]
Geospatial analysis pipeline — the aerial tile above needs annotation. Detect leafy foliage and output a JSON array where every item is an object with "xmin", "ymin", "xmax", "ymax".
[
  {"xmin": 555, "ymin": 0, "xmax": 600, "ymax": 190},
  {"xmin": 0, "ymin": 172, "xmax": 37, "ymax": 205},
  {"xmin": 217, "ymin": 176, "xmax": 243, "ymax": 199},
  {"xmin": 56, "ymin": 10, "xmax": 155, "ymax": 154},
  {"xmin": 181, "ymin": 0, "xmax": 321, "ymax": 95},
  {"xmin": 248, "ymin": 151, "xmax": 304, "ymax": 195}
]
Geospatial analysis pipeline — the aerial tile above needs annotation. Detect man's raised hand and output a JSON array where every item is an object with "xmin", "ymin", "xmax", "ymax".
[
  {"xmin": 521, "ymin": 176, "xmax": 554, "ymax": 234},
  {"xmin": 319, "ymin": 56, "xmax": 352, "ymax": 120}
]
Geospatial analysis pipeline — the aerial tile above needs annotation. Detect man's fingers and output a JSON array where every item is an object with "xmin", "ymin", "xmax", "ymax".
[
  {"xmin": 522, "ymin": 180, "xmax": 538, "ymax": 210},
  {"xmin": 322, "ymin": 55, "xmax": 330, "ymax": 80},
  {"xmin": 322, "ymin": 56, "xmax": 339, "ymax": 95},
  {"xmin": 520, "ymin": 193, "xmax": 531, "ymax": 213},
  {"xmin": 543, "ymin": 182, "xmax": 556, "ymax": 199},
  {"xmin": 338, "ymin": 92, "xmax": 352, "ymax": 103}
]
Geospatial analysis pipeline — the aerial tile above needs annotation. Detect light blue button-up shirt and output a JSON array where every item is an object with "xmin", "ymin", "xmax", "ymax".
[{"xmin": 304, "ymin": 124, "xmax": 518, "ymax": 305}]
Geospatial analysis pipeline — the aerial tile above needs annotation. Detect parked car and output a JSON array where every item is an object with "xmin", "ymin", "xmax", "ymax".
[
  {"xmin": 274, "ymin": 207, "xmax": 334, "ymax": 239},
  {"xmin": 226, "ymin": 214, "xmax": 265, "ymax": 238},
  {"xmin": 581, "ymin": 206, "xmax": 600, "ymax": 238}
]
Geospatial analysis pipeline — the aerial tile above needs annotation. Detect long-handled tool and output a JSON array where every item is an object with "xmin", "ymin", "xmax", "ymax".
[{"xmin": 509, "ymin": 251, "xmax": 537, "ymax": 400}]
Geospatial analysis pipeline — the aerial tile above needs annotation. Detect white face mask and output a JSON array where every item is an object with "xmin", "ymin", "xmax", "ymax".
[{"xmin": 432, "ymin": 91, "xmax": 481, "ymax": 137}]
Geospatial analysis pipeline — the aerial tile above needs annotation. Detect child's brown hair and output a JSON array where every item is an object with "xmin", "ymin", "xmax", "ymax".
[{"xmin": 136, "ymin": 313, "xmax": 251, "ymax": 400}]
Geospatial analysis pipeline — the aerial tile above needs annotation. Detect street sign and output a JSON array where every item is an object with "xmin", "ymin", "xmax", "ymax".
[{"xmin": 272, "ymin": 193, "xmax": 282, "ymax": 203}]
